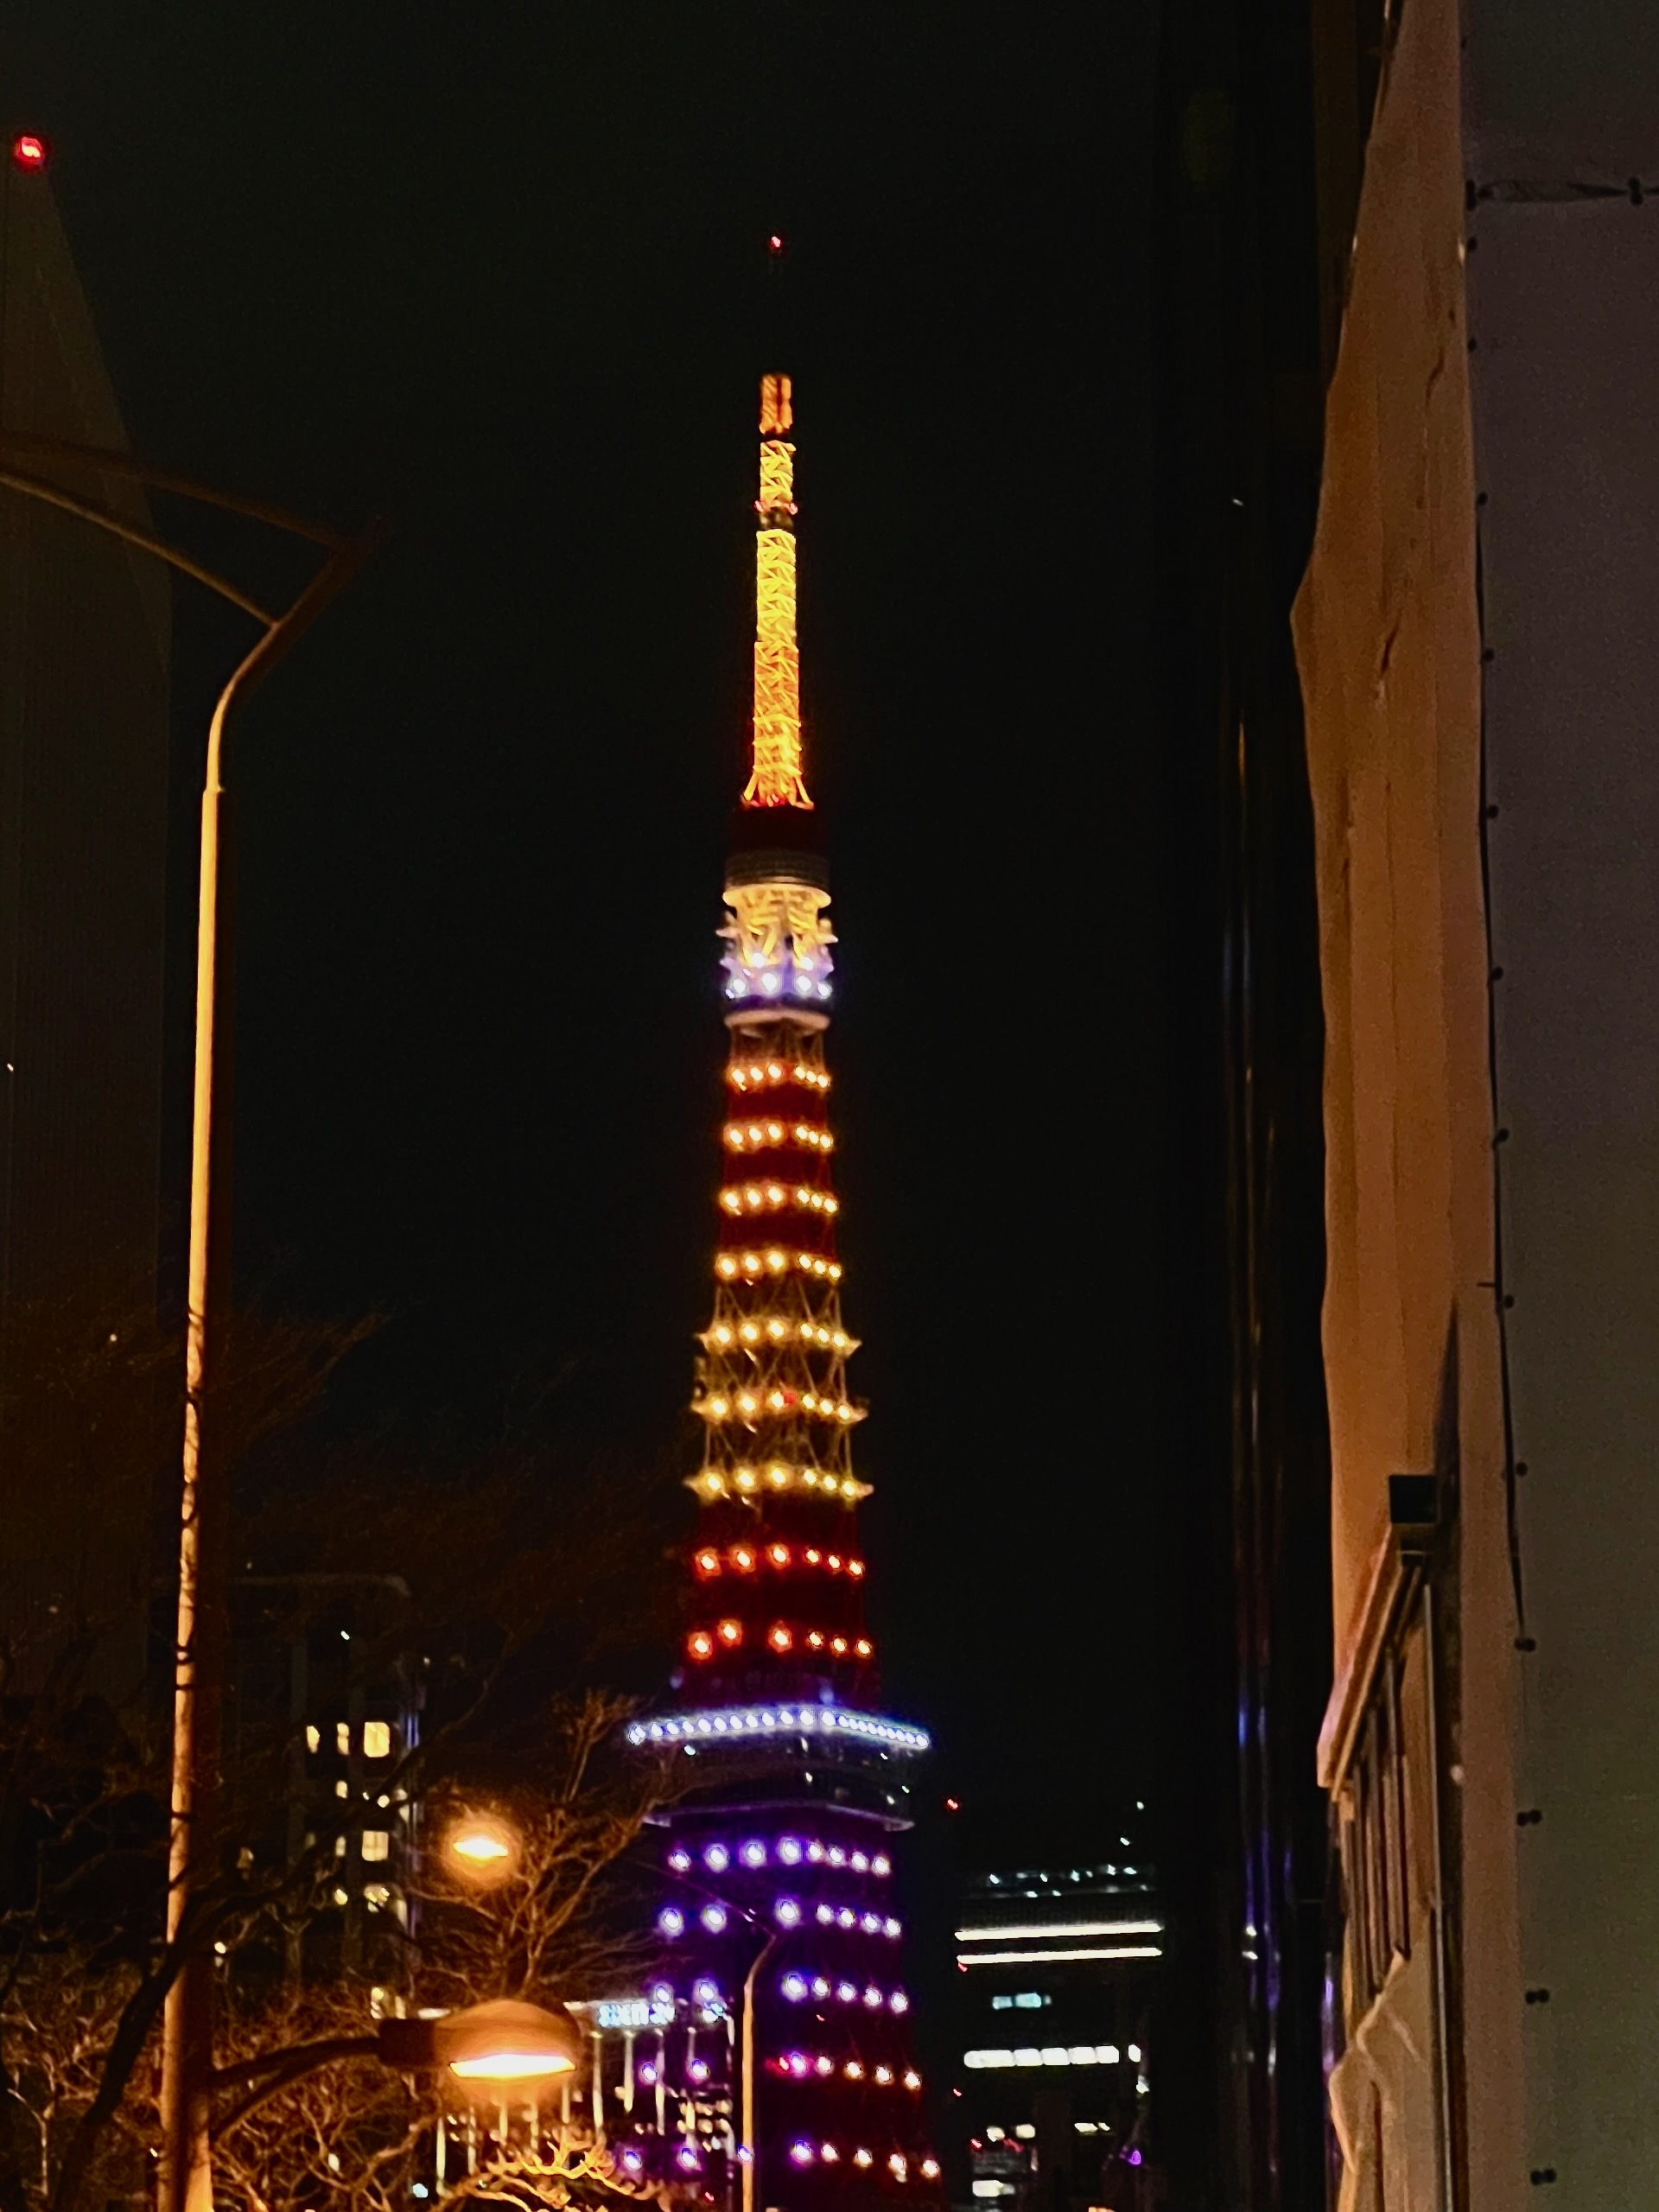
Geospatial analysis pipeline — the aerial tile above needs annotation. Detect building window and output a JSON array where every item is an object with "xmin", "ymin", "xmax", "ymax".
[
  {"xmin": 305, "ymin": 1725, "xmax": 321, "ymax": 1752},
  {"xmin": 991, "ymin": 1993, "xmax": 1049, "ymax": 2011},
  {"xmin": 362, "ymin": 1830, "xmax": 391, "ymax": 1862},
  {"xmin": 336, "ymin": 1722, "xmax": 351, "ymax": 1756},
  {"xmin": 363, "ymin": 1719, "xmax": 392, "ymax": 1759}
]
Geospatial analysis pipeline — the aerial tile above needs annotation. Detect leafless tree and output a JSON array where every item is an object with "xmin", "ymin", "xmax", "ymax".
[{"xmin": 0, "ymin": 1300, "xmax": 685, "ymax": 2212}]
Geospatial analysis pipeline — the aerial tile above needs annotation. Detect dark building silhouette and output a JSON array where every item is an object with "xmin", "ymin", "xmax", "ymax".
[
  {"xmin": 1147, "ymin": 0, "xmax": 1400, "ymax": 2201},
  {"xmin": 227, "ymin": 1574, "xmax": 424, "ymax": 1992},
  {"xmin": 0, "ymin": 156, "xmax": 172, "ymax": 1688}
]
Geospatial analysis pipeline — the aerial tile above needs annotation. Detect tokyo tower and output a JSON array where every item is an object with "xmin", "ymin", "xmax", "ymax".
[{"xmin": 626, "ymin": 375, "xmax": 938, "ymax": 2209}]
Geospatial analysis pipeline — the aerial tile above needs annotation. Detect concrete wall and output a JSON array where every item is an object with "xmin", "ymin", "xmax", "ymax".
[
  {"xmin": 1465, "ymin": 8, "xmax": 1659, "ymax": 2196},
  {"xmin": 1292, "ymin": 0, "xmax": 1523, "ymax": 2196}
]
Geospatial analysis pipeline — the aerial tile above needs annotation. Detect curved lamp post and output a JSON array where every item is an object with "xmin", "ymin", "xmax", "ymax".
[{"xmin": 0, "ymin": 429, "xmax": 385, "ymax": 2212}]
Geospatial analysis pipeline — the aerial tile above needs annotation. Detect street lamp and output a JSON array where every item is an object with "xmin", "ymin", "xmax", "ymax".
[
  {"xmin": 433, "ymin": 2000, "xmax": 578, "ymax": 2083},
  {"xmin": 211, "ymin": 2000, "xmax": 579, "ymax": 2134},
  {"xmin": 446, "ymin": 1815, "xmax": 520, "ymax": 1880},
  {"xmin": 740, "ymin": 1929, "xmax": 780, "ymax": 2212}
]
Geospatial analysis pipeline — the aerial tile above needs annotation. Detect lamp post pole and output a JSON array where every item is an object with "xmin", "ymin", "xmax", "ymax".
[
  {"xmin": 0, "ymin": 430, "xmax": 383, "ymax": 2212},
  {"xmin": 740, "ymin": 1929, "xmax": 779, "ymax": 2212},
  {"xmin": 164, "ymin": 522, "xmax": 383, "ymax": 2212}
]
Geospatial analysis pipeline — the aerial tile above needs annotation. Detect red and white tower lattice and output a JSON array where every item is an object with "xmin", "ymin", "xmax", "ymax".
[{"xmin": 626, "ymin": 375, "xmax": 938, "ymax": 2209}]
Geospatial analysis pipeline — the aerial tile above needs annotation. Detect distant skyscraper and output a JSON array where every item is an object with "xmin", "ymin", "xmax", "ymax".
[
  {"xmin": 626, "ymin": 376, "xmax": 939, "ymax": 2207},
  {"xmin": 952, "ymin": 1835, "xmax": 1160, "ymax": 2212}
]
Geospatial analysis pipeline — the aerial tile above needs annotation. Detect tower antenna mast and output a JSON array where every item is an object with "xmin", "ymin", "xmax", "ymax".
[{"xmin": 744, "ymin": 373, "xmax": 811, "ymax": 809}]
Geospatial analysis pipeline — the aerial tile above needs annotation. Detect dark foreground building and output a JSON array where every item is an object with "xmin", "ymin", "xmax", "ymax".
[
  {"xmin": 1154, "ymin": 0, "xmax": 1659, "ymax": 2202},
  {"xmin": 0, "ymin": 152, "xmax": 172, "ymax": 1687},
  {"xmin": 1299, "ymin": 0, "xmax": 1659, "ymax": 2201}
]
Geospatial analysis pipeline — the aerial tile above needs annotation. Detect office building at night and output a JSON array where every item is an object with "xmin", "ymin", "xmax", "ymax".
[
  {"xmin": 226, "ymin": 1574, "xmax": 424, "ymax": 1991},
  {"xmin": 951, "ymin": 1841, "xmax": 1160, "ymax": 2212}
]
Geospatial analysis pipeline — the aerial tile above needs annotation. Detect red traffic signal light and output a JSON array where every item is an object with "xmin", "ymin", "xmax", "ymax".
[{"xmin": 10, "ymin": 135, "xmax": 48, "ymax": 173}]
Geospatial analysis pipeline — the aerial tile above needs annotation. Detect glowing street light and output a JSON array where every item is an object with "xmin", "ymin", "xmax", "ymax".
[
  {"xmin": 435, "ymin": 2000, "xmax": 578, "ymax": 2084},
  {"xmin": 209, "ymin": 2001, "xmax": 579, "ymax": 2128},
  {"xmin": 446, "ymin": 1814, "xmax": 519, "ymax": 1878}
]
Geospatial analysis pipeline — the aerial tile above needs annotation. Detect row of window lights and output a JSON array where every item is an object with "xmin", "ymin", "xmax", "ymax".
[
  {"xmin": 716, "ymin": 1249, "xmax": 842, "ymax": 1282},
  {"xmin": 686, "ymin": 1621, "xmax": 873, "ymax": 1660},
  {"xmin": 691, "ymin": 1464, "xmax": 867, "ymax": 1501},
  {"xmin": 305, "ymin": 1721, "xmax": 395, "ymax": 1758},
  {"xmin": 703, "ymin": 1318, "xmax": 854, "ymax": 1353},
  {"xmin": 780, "ymin": 1974, "xmax": 908, "ymax": 2012},
  {"xmin": 670, "ymin": 1840, "xmax": 892, "ymax": 1877},
  {"xmin": 963, "ymin": 2044, "xmax": 1141, "ymax": 2069},
  {"xmin": 221, "ymin": 1878, "xmax": 399, "ymax": 1932},
  {"xmin": 728, "ymin": 1060, "xmax": 831, "ymax": 1094},
  {"xmin": 697, "ymin": 1388, "xmax": 861, "ymax": 1425},
  {"xmin": 334, "ymin": 1830, "xmax": 394, "ymax": 1861},
  {"xmin": 982, "ymin": 1858, "xmax": 1150, "ymax": 1893},
  {"xmin": 772, "ymin": 2054, "xmax": 920, "ymax": 2088},
  {"xmin": 720, "ymin": 1183, "xmax": 840, "ymax": 1220},
  {"xmin": 982, "ymin": 1866, "xmax": 1142, "ymax": 1885},
  {"xmin": 696, "ymin": 1541, "xmax": 865, "ymax": 1579},
  {"xmin": 791, "ymin": 2145, "xmax": 938, "ymax": 2180},
  {"xmin": 724, "ymin": 1121, "xmax": 834, "ymax": 1154},
  {"xmin": 975, "ymin": 2122, "xmax": 1142, "ymax": 2148}
]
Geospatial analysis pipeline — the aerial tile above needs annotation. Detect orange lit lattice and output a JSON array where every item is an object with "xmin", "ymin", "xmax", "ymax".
[{"xmin": 744, "ymin": 374, "xmax": 812, "ymax": 809}]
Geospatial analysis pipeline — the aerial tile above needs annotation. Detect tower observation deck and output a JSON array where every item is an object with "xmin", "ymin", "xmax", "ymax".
[{"xmin": 626, "ymin": 377, "xmax": 938, "ymax": 2210}]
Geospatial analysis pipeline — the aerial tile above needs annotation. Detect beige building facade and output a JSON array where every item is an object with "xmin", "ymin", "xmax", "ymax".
[{"xmin": 1296, "ymin": 0, "xmax": 1659, "ymax": 2202}]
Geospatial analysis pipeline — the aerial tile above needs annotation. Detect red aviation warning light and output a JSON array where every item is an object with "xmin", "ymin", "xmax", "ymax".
[{"xmin": 10, "ymin": 135, "xmax": 48, "ymax": 173}]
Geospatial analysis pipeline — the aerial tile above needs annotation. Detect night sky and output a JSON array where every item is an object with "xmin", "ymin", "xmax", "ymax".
[{"xmin": 10, "ymin": 5, "xmax": 1164, "ymax": 1827}]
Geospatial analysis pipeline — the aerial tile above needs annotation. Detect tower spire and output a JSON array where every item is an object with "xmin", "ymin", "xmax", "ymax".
[{"xmin": 744, "ymin": 372, "xmax": 812, "ymax": 809}]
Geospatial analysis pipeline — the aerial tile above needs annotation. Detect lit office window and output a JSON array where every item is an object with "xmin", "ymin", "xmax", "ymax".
[
  {"xmin": 362, "ymin": 1831, "xmax": 391, "ymax": 1862},
  {"xmin": 363, "ymin": 1720, "xmax": 392, "ymax": 1759}
]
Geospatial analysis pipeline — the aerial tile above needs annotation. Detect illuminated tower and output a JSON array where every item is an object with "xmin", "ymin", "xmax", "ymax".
[{"xmin": 626, "ymin": 378, "xmax": 938, "ymax": 2208}]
